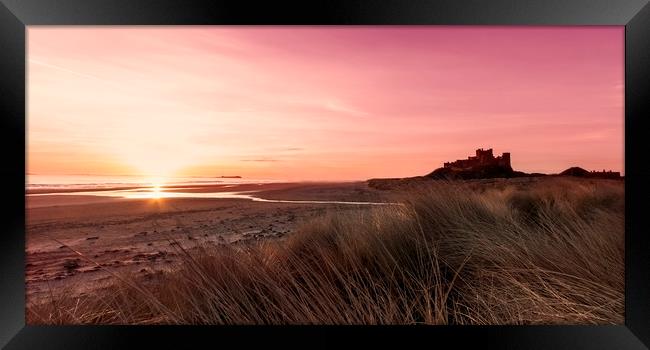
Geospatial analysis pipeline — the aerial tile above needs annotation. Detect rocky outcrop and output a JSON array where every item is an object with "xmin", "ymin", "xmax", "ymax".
[
  {"xmin": 560, "ymin": 167, "xmax": 621, "ymax": 179},
  {"xmin": 427, "ymin": 164, "xmax": 521, "ymax": 180}
]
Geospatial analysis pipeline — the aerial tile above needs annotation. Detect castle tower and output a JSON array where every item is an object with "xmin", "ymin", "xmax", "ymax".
[
  {"xmin": 501, "ymin": 152, "xmax": 511, "ymax": 167},
  {"xmin": 475, "ymin": 148, "xmax": 493, "ymax": 162}
]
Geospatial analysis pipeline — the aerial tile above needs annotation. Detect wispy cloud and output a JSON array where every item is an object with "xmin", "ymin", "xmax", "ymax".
[
  {"xmin": 28, "ymin": 27, "xmax": 624, "ymax": 179},
  {"xmin": 240, "ymin": 159, "xmax": 281, "ymax": 162},
  {"xmin": 324, "ymin": 101, "xmax": 368, "ymax": 117},
  {"xmin": 29, "ymin": 58, "xmax": 123, "ymax": 90}
]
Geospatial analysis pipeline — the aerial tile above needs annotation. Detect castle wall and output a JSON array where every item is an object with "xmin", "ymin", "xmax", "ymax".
[
  {"xmin": 590, "ymin": 171, "xmax": 621, "ymax": 179},
  {"xmin": 443, "ymin": 149, "xmax": 511, "ymax": 170}
]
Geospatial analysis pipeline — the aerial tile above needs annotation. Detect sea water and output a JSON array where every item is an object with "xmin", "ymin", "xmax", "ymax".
[{"xmin": 26, "ymin": 174, "xmax": 397, "ymax": 205}]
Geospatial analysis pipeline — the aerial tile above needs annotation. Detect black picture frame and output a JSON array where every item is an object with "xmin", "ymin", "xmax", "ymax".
[{"xmin": 1, "ymin": 1, "xmax": 648, "ymax": 349}]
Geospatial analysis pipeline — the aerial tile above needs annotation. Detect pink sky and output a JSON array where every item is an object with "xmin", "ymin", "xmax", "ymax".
[{"xmin": 27, "ymin": 27, "xmax": 624, "ymax": 181}]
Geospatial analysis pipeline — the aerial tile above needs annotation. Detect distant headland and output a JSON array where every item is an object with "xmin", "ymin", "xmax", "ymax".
[{"xmin": 369, "ymin": 148, "xmax": 621, "ymax": 188}]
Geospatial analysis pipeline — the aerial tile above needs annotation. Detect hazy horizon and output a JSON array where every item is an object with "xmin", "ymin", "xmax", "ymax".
[{"xmin": 28, "ymin": 27, "xmax": 624, "ymax": 181}]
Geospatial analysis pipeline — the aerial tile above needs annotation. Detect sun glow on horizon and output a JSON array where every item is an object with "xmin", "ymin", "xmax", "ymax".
[{"xmin": 149, "ymin": 184, "xmax": 163, "ymax": 199}]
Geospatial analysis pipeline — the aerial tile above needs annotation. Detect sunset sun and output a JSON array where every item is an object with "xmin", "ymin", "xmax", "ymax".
[{"xmin": 150, "ymin": 184, "xmax": 163, "ymax": 199}]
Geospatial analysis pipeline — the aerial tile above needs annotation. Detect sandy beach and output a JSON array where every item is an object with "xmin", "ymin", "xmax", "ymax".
[{"xmin": 26, "ymin": 182, "xmax": 390, "ymax": 304}]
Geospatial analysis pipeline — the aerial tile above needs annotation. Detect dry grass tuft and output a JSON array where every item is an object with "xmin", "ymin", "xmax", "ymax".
[{"xmin": 27, "ymin": 178, "xmax": 624, "ymax": 325}]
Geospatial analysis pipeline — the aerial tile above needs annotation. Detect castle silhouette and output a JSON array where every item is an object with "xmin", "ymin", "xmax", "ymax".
[
  {"xmin": 368, "ymin": 147, "xmax": 623, "ymax": 187},
  {"xmin": 441, "ymin": 148, "xmax": 620, "ymax": 179},
  {"xmin": 443, "ymin": 148, "xmax": 511, "ymax": 171}
]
